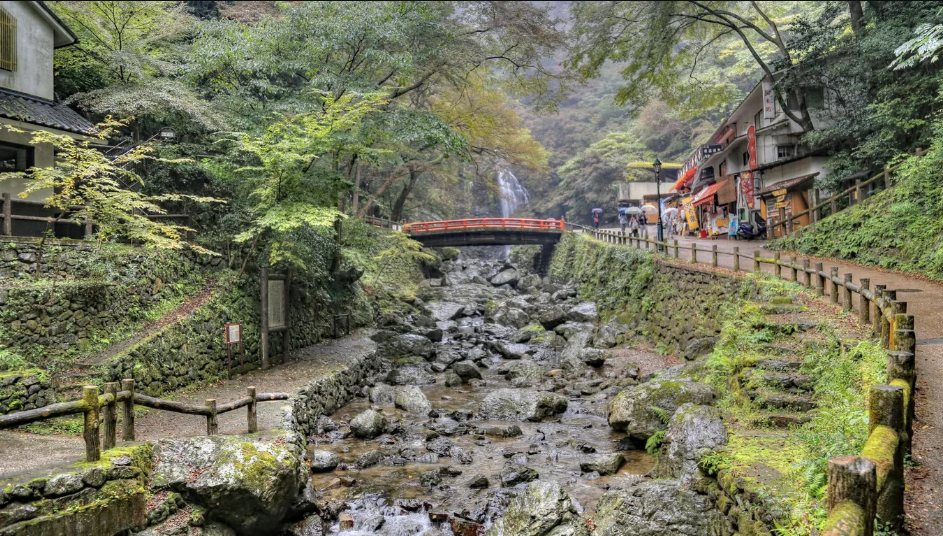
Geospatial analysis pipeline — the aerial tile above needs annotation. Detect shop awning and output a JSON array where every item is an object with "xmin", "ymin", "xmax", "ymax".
[
  {"xmin": 692, "ymin": 180, "xmax": 727, "ymax": 207},
  {"xmin": 670, "ymin": 168, "xmax": 697, "ymax": 192}
]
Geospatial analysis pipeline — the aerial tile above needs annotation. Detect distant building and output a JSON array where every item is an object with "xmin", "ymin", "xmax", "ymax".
[
  {"xmin": 0, "ymin": 1, "xmax": 96, "ymax": 237},
  {"xmin": 673, "ymin": 72, "xmax": 831, "ymax": 238}
]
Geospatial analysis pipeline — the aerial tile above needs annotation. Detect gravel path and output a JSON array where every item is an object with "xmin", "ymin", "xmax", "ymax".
[{"xmin": 0, "ymin": 330, "xmax": 376, "ymax": 481}]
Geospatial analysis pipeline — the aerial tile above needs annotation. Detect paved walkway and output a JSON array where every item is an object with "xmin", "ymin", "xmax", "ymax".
[
  {"xmin": 600, "ymin": 230, "xmax": 943, "ymax": 533},
  {"xmin": 0, "ymin": 331, "xmax": 375, "ymax": 481}
]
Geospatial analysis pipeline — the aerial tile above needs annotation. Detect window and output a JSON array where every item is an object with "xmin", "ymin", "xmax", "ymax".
[
  {"xmin": 0, "ymin": 7, "xmax": 15, "ymax": 72},
  {"xmin": 777, "ymin": 145, "xmax": 796, "ymax": 159},
  {"xmin": 0, "ymin": 142, "xmax": 33, "ymax": 172},
  {"xmin": 806, "ymin": 86, "xmax": 826, "ymax": 109},
  {"xmin": 754, "ymin": 110, "xmax": 762, "ymax": 129},
  {"xmin": 743, "ymin": 152, "xmax": 750, "ymax": 167}
]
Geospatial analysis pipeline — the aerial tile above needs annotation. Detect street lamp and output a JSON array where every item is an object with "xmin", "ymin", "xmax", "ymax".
[{"xmin": 653, "ymin": 158, "xmax": 664, "ymax": 252}]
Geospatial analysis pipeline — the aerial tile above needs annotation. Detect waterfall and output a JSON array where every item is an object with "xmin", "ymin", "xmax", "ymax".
[{"xmin": 496, "ymin": 168, "xmax": 530, "ymax": 257}]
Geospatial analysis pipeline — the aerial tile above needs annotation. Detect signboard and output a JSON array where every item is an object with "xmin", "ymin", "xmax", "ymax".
[
  {"xmin": 772, "ymin": 188, "xmax": 787, "ymax": 197},
  {"xmin": 268, "ymin": 279, "xmax": 286, "ymax": 330},
  {"xmin": 775, "ymin": 201, "xmax": 790, "ymax": 209},
  {"xmin": 225, "ymin": 323, "xmax": 242, "ymax": 345},
  {"xmin": 682, "ymin": 198, "xmax": 699, "ymax": 231},
  {"xmin": 763, "ymin": 81, "xmax": 776, "ymax": 119},
  {"xmin": 747, "ymin": 126, "xmax": 758, "ymax": 170},
  {"xmin": 739, "ymin": 171, "xmax": 755, "ymax": 210}
]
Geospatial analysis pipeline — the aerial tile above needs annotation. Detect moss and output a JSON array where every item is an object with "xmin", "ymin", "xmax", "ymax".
[
  {"xmin": 861, "ymin": 425, "xmax": 899, "ymax": 490},
  {"xmin": 820, "ymin": 500, "xmax": 867, "ymax": 535}
]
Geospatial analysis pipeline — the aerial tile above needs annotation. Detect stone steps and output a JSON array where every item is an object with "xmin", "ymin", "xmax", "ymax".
[
  {"xmin": 52, "ymin": 369, "xmax": 102, "ymax": 400},
  {"xmin": 747, "ymin": 390, "xmax": 817, "ymax": 412},
  {"xmin": 745, "ymin": 369, "xmax": 815, "ymax": 393},
  {"xmin": 756, "ymin": 410, "xmax": 813, "ymax": 429}
]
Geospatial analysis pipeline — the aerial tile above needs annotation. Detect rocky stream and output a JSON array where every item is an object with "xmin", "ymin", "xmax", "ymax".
[{"xmin": 287, "ymin": 255, "xmax": 727, "ymax": 536}]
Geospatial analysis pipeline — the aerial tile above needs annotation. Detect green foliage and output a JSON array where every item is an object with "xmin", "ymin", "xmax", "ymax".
[
  {"xmin": 650, "ymin": 405, "xmax": 673, "ymax": 425},
  {"xmin": 0, "ymin": 349, "xmax": 28, "ymax": 372},
  {"xmin": 645, "ymin": 430, "xmax": 666, "ymax": 455}
]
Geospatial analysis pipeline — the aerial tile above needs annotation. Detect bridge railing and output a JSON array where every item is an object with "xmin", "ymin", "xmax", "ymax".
[{"xmin": 404, "ymin": 218, "xmax": 565, "ymax": 233}]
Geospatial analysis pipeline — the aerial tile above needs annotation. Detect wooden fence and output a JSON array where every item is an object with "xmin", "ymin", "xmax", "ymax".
[
  {"xmin": 0, "ymin": 380, "xmax": 288, "ymax": 462},
  {"xmin": 767, "ymin": 147, "xmax": 925, "ymax": 238},
  {"xmin": 362, "ymin": 216, "xmax": 404, "ymax": 231},
  {"xmin": 580, "ymin": 226, "xmax": 915, "ymax": 534}
]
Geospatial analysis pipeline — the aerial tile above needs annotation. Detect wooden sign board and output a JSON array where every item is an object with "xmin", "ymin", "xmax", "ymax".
[
  {"xmin": 268, "ymin": 279, "xmax": 286, "ymax": 329},
  {"xmin": 772, "ymin": 188, "xmax": 788, "ymax": 197},
  {"xmin": 775, "ymin": 201, "xmax": 790, "ymax": 209},
  {"xmin": 225, "ymin": 323, "xmax": 242, "ymax": 344}
]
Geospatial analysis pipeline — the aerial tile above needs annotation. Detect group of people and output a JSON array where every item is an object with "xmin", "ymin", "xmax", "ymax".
[{"xmin": 616, "ymin": 212, "xmax": 650, "ymax": 238}]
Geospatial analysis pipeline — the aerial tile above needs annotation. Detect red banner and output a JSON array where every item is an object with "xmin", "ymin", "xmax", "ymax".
[
  {"xmin": 747, "ymin": 125, "xmax": 757, "ymax": 170},
  {"xmin": 740, "ymin": 171, "xmax": 755, "ymax": 209}
]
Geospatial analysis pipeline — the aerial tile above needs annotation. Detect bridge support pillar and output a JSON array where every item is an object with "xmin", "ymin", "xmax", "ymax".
[{"xmin": 536, "ymin": 243, "xmax": 556, "ymax": 277}]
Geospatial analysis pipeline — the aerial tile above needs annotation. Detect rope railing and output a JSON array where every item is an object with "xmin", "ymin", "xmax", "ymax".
[
  {"xmin": 582, "ymin": 228, "xmax": 915, "ymax": 534},
  {"xmin": 0, "ymin": 380, "xmax": 288, "ymax": 461}
]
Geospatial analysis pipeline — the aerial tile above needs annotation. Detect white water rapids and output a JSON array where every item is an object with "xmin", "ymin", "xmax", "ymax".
[{"xmin": 496, "ymin": 168, "xmax": 530, "ymax": 256}]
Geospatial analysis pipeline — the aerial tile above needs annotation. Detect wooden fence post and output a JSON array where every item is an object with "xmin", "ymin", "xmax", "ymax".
[
  {"xmin": 872, "ymin": 285, "xmax": 886, "ymax": 338},
  {"xmin": 884, "ymin": 164, "xmax": 891, "ymax": 190},
  {"xmin": 869, "ymin": 384, "xmax": 905, "ymax": 528},
  {"xmin": 83, "ymin": 386, "xmax": 101, "ymax": 462},
  {"xmin": 261, "ymin": 266, "xmax": 270, "ymax": 370},
  {"xmin": 789, "ymin": 256, "xmax": 798, "ymax": 282},
  {"xmin": 843, "ymin": 273, "xmax": 853, "ymax": 312},
  {"xmin": 859, "ymin": 279, "xmax": 870, "ymax": 324},
  {"xmin": 855, "ymin": 180, "xmax": 863, "ymax": 206},
  {"xmin": 815, "ymin": 263, "xmax": 825, "ymax": 296},
  {"xmin": 774, "ymin": 251, "xmax": 782, "ymax": 278},
  {"xmin": 673, "ymin": 239, "xmax": 679, "ymax": 259},
  {"xmin": 712, "ymin": 245, "xmax": 718, "ymax": 267},
  {"xmin": 830, "ymin": 196, "xmax": 838, "ymax": 218},
  {"xmin": 802, "ymin": 259, "xmax": 810, "ymax": 287},
  {"xmin": 121, "ymin": 379, "xmax": 135, "ymax": 441},
  {"xmin": 102, "ymin": 382, "xmax": 118, "ymax": 451},
  {"xmin": 830, "ymin": 267, "xmax": 840, "ymax": 304},
  {"xmin": 691, "ymin": 244, "xmax": 697, "ymax": 264},
  {"xmin": 206, "ymin": 399, "xmax": 218, "ymax": 435},
  {"xmin": 810, "ymin": 189, "xmax": 819, "ymax": 223},
  {"xmin": 282, "ymin": 269, "xmax": 292, "ymax": 364},
  {"xmin": 733, "ymin": 247, "xmax": 740, "ymax": 272},
  {"xmin": 754, "ymin": 250, "xmax": 761, "ymax": 273},
  {"xmin": 247, "ymin": 386, "xmax": 258, "ymax": 434},
  {"xmin": 1, "ymin": 193, "xmax": 10, "ymax": 236},
  {"xmin": 882, "ymin": 290, "xmax": 897, "ymax": 348},
  {"xmin": 826, "ymin": 456, "xmax": 877, "ymax": 536}
]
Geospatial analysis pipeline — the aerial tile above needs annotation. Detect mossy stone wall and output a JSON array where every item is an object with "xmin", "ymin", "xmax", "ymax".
[{"xmin": 0, "ymin": 369, "xmax": 54, "ymax": 414}]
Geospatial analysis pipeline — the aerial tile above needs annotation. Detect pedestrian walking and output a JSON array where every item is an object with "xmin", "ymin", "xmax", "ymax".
[
  {"xmin": 639, "ymin": 212, "xmax": 649, "ymax": 239},
  {"xmin": 593, "ymin": 212, "xmax": 600, "ymax": 230},
  {"xmin": 619, "ymin": 211, "xmax": 627, "ymax": 235},
  {"xmin": 629, "ymin": 216, "xmax": 639, "ymax": 237}
]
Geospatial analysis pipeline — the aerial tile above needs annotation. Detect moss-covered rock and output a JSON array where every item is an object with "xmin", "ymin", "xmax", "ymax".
[{"xmin": 607, "ymin": 380, "xmax": 718, "ymax": 446}]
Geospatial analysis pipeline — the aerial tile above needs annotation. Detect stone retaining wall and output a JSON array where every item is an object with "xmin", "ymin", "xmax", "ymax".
[{"xmin": 0, "ymin": 370, "xmax": 55, "ymax": 414}]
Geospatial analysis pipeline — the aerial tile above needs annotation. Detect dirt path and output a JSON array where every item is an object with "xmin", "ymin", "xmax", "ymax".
[
  {"xmin": 612, "ymin": 233, "xmax": 943, "ymax": 534},
  {"xmin": 0, "ymin": 330, "xmax": 376, "ymax": 481}
]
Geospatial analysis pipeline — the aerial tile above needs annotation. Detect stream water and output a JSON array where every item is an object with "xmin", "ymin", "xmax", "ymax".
[{"xmin": 302, "ymin": 259, "xmax": 664, "ymax": 535}]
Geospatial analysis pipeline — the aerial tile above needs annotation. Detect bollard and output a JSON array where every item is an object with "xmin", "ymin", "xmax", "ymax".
[
  {"xmin": 774, "ymin": 251, "xmax": 782, "ymax": 277},
  {"xmin": 754, "ymin": 250, "xmax": 761, "ymax": 273},
  {"xmin": 121, "ymin": 379, "xmax": 135, "ymax": 441},
  {"xmin": 830, "ymin": 267, "xmax": 840, "ymax": 304},
  {"xmin": 206, "ymin": 399, "xmax": 218, "ymax": 435},
  {"xmin": 825, "ymin": 456, "xmax": 876, "ymax": 536},
  {"xmin": 790, "ymin": 256, "xmax": 798, "ymax": 282},
  {"xmin": 733, "ymin": 247, "xmax": 740, "ymax": 272},
  {"xmin": 712, "ymin": 245, "xmax": 718, "ymax": 267},
  {"xmin": 102, "ymin": 382, "xmax": 118, "ymax": 451},
  {"xmin": 859, "ymin": 279, "xmax": 870, "ymax": 324},
  {"xmin": 247, "ymin": 386, "xmax": 258, "ymax": 434},
  {"xmin": 691, "ymin": 244, "xmax": 697, "ymax": 264},
  {"xmin": 83, "ymin": 386, "xmax": 101, "ymax": 462},
  {"xmin": 843, "ymin": 273, "xmax": 853, "ymax": 312}
]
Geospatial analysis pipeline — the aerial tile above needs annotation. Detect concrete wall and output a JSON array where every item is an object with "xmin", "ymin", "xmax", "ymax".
[
  {"xmin": 0, "ymin": 2, "xmax": 55, "ymax": 100},
  {"xmin": 617, "ymin": 182, "xmax": 660, "ymax": 203}
]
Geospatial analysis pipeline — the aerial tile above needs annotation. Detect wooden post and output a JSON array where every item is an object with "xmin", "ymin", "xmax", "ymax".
[
  {"xmin": 754, "ymin": 250, "xmax": 761, "ymax": 273},
  {"xmin": 830, "ymin": 267, "xmax": 840, "ymax": 304},
  {"xmin": 789, "ymin": 256, "xmax": 798, "ymax": 282},
  {"xmin": 855, "ymin": 180, "xmax": 863, "ymax": 206},
  {"xmin": 121, "ymin": 379, "xmax": 135, "ymax": 442},
  {"xmin": 802, "ymin": 259, "xmax": 811, "ymax": 287},
  {"xmin": 83, "ymin": 386, "xmax": 101, "ymax": 462},
  {"xmin": 282, "ymin": 269, "xmax": 292, "ymax": 364},
  {"xmin": 869, "ymin": 384, "xmax": 905, "ymax": 528},
  {"xmin": 774, "ymin": 252, "xmax": 782, "ymax": 277},
  {"xmin": 690, "ymin": 244, "xmax": 697, "ymax": 264},
  {"xmin": 102, "ymin": 382, "xmax": 118, "ymax": 451},
  {"xmin": 873, "ymin": 285, "xmax": 886, "ymax": 338},
  {"xmin": 261, "ymin": 266, "xmax": 270, "ymax": 370},
  {"xmin": 711, "ymin": 245, "xmax": 718, "ymax": 267},
  {"xmin": 830, "ymin": 196, "xmax": 838, "ymax": 218},
  {"xmin": 206, "ymin": 399, "xmax": 218, "ymax": 435},
  {"xmin": 247, "ymin": 386, "xmax": 258, "ymax": 434},
  {"xmin": 882, "ymin": 290, "xmax": 897, "ymax": 348},
  {"xmin": 1, "ymin": 193, "xmax": 10, "ymax": 236},
  {"xmin": 810, "ymin": 189, "xmax": 819, "ymax": 223},
  {"xmin": 815, "ymin": 263, "xmax": 824, "ymax": 296},
  {"xmin": 826, "ymin": 456, "xmax": 877, "ymax": 536},
  {"xmin": 869, "ymin": 385, "xmax": 904, "ymax": 436},
  {"xmin": 884, "ymin": 164, "xmax": 891, "ymax": 190},
  {"xmin": 673, "ymin": 239, "xmax": 679, "ymax": 259},
  {"xmin": 859, "ymin": 279, "xmax": 870, "ymax": 324},
  {"xmin": 843, "ymin": 273, "xmax": 853, "ymax": 312},
  {"xmin": 733, "ymin": 247, "xmax": 740, "ymax": 272}
]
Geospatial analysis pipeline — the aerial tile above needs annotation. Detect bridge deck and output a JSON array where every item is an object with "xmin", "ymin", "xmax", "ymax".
[{"xmin": 404, "ymin": 218, "xmax": 564, "ymax": 248}]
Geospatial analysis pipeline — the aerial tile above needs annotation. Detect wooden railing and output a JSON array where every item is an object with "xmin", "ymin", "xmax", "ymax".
[
  {"xmin": 768, "ymin": 147, "xmax": 926, "ymax": 238},
  {"xmin": 404, "ymin": 218, "xmax": 565, "ymax": 233},
  {"xmin": 0, "ymin": 380, "xmax": 288, "ymax": 462},
  {"xmin": 584, "ymin": 228, "xmax": 916, "ymax": 534},
  {"xmin": 362, "ymin": 216, "xmax": 404, "ymax": 231}
]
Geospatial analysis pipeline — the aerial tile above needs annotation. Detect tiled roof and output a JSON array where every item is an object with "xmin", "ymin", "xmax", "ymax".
[
  {"xmin": 0, "ymin": 89, "xmax": 96, "ymax": 135},
  {"xmin": 756, "ymin": 173, "xmax": 819, "ymax": 196}
]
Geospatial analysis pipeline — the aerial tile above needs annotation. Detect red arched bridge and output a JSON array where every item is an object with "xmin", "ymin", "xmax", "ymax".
[{"xmin": 403, "ymin": 218, "xmax": 565, "ymax": 248}]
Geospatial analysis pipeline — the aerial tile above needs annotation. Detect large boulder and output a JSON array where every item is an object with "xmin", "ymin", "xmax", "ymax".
[
  {"xmin": 452, "ymin": 360, "xmax": 483, "ymax": 381},
  {"xmin": 503, "ymin": 360, "xmax": 544, "ymax": 388},
  {"xmin": 493, "ymin": 307, "xmax": 531, "ymax": 328},
  {"xmin": 567, "ymin": 303, "xmax": 597, "ymax": 322},
  {"xmin": 308, "ymin": 450, "xmax": 339, "ymax": 473},
  {"xmin": 350, "ymin": 409, "xmax": 388, "ymax": 439},
  {"xmin": 490, "ymin": 269, "xmax": 520, "ymax": 287},
  {"xmin": 386, "ymin": 365, "xmax": 436, "ymax": 386},
  {"xmin": 592, "ymin": 480, "xmax": 726, "ymax": 536},
  {"xmin": 653, "ymin": 404, "xmax": 728, "ymax": 482},
  {"xmin": 382, "ymin": 334, "xmax": 433, "ymax": 358},
  {"xmin": 579, "ymin": 453, "xmax": 624, "ymax": 476},
  {"xmin": 516, "ymin": 274, "xmax": 543, "ymax": 292},
  {"xmin": 554, "ymin": 322, "xmax": 594, "ymax": 340},
  {"xmin": 492, "ymin": 341, "xmax": 530, "ymax": 360},
  {"xmin": 150, "ymin": 435, "xmax": 306, "ymax": 536},
  {"xmin": 560, "ymin": 329, "xmax": 593, "ymax": 363},
  {"xmin": 593, "ymin": 322, "xmax": 629, "ymax": 349},
  {"xmin": 479, "ymin": 388, "xmax": 567, "ymax": 422},
  {"xmin": 607, "ymin": 380, "xmax": 718, "ymax": 445},
  {"xmin": 537, "ymin": 305, "xmax": 568, "ymax": 330},
  {"xmin": 394, "ymin": 385, "xmax": 432, "ymax": 415},
  {"xmin": 485, "ymin": 480, "xmax": 589, "ymax": 536},
  {"xmin": 368, "ymin": 384, "xmax": 395, "ymax": 406},
  {"xmin": 424, "ymin": 301, "xmax": 466, "ymax": 322}
]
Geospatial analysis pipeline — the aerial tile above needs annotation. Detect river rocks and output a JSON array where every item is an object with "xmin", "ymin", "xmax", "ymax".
[
  {"xmin": 653, "ymin": 404, "xmax": 727, "ymax": 482},
  {"xmin": 579, "ymin": 453, "xmax": 625, "ymax": 476},
  {"xmin": 479, "ymin": 388, "xmax": 567, "ymax": 422},
  {"xmin": 516, "ymin": 274, "xmax": 542, "ymax": 292},
  {"xmin": 486, "ymin": 480, "xmax": 589, "ymax": 536},
  {"xmin": 490, "ymin": 269, "xmax": 520, "ymax": 287},
  {"xmin": 594, "ymin": 321, "xmax": 628, "ymax": 349},
  {"xmin": 567, "ymin": 302, "xmax": 597, "ymax": 322},
  {"xmin": 493, "ymin": 307, "xmax": 530, "ymax": 328},
  {"xmin": 498, "ymin": 464, "xmax": 539, "ymax": 487},
  {"xmin": 425, "ymin": 301, "xmax": 466, "ymax": 322},
  {"xmin": 308, "ymin": 450, "xmax": 339, "ymax": 473},
  {"xmin": 537, "ymin": 305, "xmax": 568, "ymax": 330},
  {"xmin": 682, "ymin": 337, "xmax": 717, "ymax": 361},
  {"xmin": 350, "ymin": 409, "xmax": 388, "ymax": 439},
  {"xmin": 554, "ymin": 322, "xmax": 593, "ymax": 340},
  {"xmin": 369, "ymin": 384, "xmax": 395, "ymax": 406},
  {"xmin": 445, "ymin": 371, "xmax": 463, "ymax": 387},
  {"xmin": 386, "ymin": 365, "xmax": 436, "ymax": 386},
  {"xmin": 381, "ymin": 334, "xmax": 434, "ymax": 358},
  {"xmin": 503, "ymin": 360, "xmax": 543, "ymax": 388},
  {"xmin": 420, "ymin": 470, "xmax": 442, "ymax": 487},
  {"xmin": 592, "ymin": 480, "xmax": 724, "ymax": 536},
  {"xmin": 607, "ymin": 380, "xmax": 718, "ymax": 444},
  {"xmin": 492, "ymin": 341, "xmax": 530, "ymax": 360},
  {"xmin": 452, "ymin": 360, "xmax": 482, "ymax": 381},
  {"xmin": 150, "ymin": 435, "xmax": 306, "ymax": 536},
  {"xmin": 394, "ymin": 385, "xmax": 432, "ymax": 415},
  {"xmin": 468, "ymin": 475, "xmax": 490, "ymax": 488}
]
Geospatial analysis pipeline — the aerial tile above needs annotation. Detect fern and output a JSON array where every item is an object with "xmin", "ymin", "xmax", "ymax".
[
  {"xmin": 650, "ymin": 405, "xmax": 673, "ymax": 424},
  {"xmin": 645, "ymin": 430, "xmax": 666, "ymax": 455}
]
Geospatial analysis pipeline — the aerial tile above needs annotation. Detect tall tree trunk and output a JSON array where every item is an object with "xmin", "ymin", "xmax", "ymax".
[
  {"xmin": 351, "ymin": 161, "xmax": 362, "ymax": 216},
  {"xmin": 848, "ymin": 1, "xmax": 865, "ymax": 35},
  {"xmin": 391, "ymin": 168, "xmax": 419, "ymax": 222}
]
